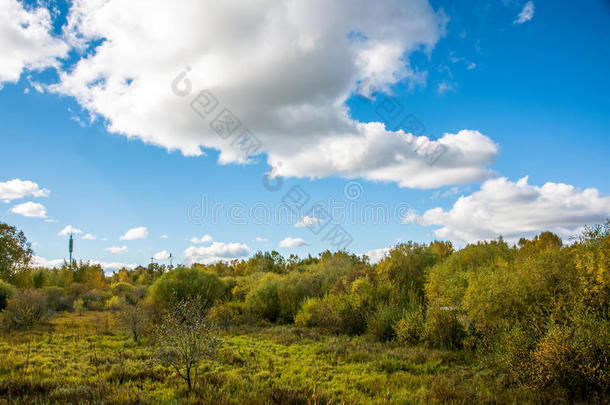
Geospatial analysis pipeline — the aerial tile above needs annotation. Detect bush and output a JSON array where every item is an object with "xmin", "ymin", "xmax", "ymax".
[
  {"xmin": 395, "ymin": 305, "xmax": 425, "ymax": 345},
  {"xmin": 150, "ymin": 267, "xmax": 225, "ymax": 310},
  {"xmin": 0, "ymin": 280, "xmax": 14, "ymax": 311},
  {"xmin": 295, "ymin": 296, "xmax": 342, "ymax": 331},
  {"xmin": 111, "ymin": 282, "xmax": 135, "ymax": 297},
  {"xmin": 2, "ymin": 289, "xmax": 49, "ymax": 330},
  {"xmin": 207, "ymin": 301, "xmax": 242, "ymax": 328},
  {"xmin": 106, "ymin": 295, "xmax": 126, "ymax": 311},
  {"xmin": 423, "ymin": 306, "xmax": 465, "ymax": 350},
  {"xmin": 530, "ymin": 314, "xmax": 610, "ymax": 401},
  {"xmin": 74, "ymin": 298, "xmax": 85, "ymax": 315},
  {"xmin": 244, "ymin": 273, "xmax": 281, "ymax": 323},
  {"xmin": 82, "ymin": 289, "xmax": 109, "ymax": 311},
  {"xmin": 44, "ymin": 285, "xmax": 72, "ymax": 311},
  {"xmin": 367, "ymin": 303, "xmax": 402, "ymax": 342}
]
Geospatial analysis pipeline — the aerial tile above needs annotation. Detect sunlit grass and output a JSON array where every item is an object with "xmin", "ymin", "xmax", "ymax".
[{"xmin": 0, "ymin": 311, "xmax": 535, "ymax": 404}]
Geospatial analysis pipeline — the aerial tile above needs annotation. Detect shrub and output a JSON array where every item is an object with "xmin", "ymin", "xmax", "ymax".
[
  {"xmin": 492, "ymin": 324, "xmax": 537, "ymax": 384},
  {"xmin": 106, "ymin": 295, "xmax": 125, "ymax": 311},
  {"xmin": 530, "ymin": 314, "xmax": 610, "ymax": 401},
  {"xmin": 111, "ymin": 282, "xmax": 135, "ymax": 297},
  {"xmin": 244, "ymin": 273, "xmax": 281, "ymax": 323},
  {"xmin": 395, "ymin": 305, "xmax": 425, "ymax": 345},
  {"xmin": 276, "ymin": 271, "xmax": 320, "ymax": 323},
  {"xmin": 0, "ymin": 280, "xmax": 14, "ymax": 311},
  {"xmin": 68, "ymin": 282, "xmax": 87, "ymax": 298},
  {"xmin": 207, "ymin": 301, "xmax": 242, "ymax": 328},
  {"xmin": 44, "ymin": 285, "xmax": 72, "ymax": 311},
  {"xmin": 74, "ymin": 298, "xmax": 85, "ymax": 315},
  {"xmin": 82, "ymin": 289, "xmax": 109, "ymax": 310},
  {"xmin": 294, "ymin": 296, "xmax": 341, "ymax": 330},
  {"xmin": 423, "ymin": 306, "xmax": 465, "ymax": 350},
  {"xmin": 150, "ymin": 267, "xmax": 225, "ymax": 310},
  {"xmin": 367, "ymin": 303, "xmax": 402, "ymax": 342},
  {"xmin": 3, "ymin": 289, "xmax": 49, "ymax": 330}
]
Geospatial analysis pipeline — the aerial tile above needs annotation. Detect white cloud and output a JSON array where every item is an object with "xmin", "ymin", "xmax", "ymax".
[
  {"xmin": 43, "ymin": 0, "xmax": 497, "ymax": 189},
  {"xmin": 279, "ymin": 237, "xmax": 307, "ymax": 248},
  {"xmin": 160, "ymin": 234, "xmax": 168, "ymax": 239},
  {"xmin": 44, "ymin": 219, "xmax": 59, "ymax": 223},
  {"xmin": 82, "ymin": 233, "xmax": 96, "ymax": 240},
  {"xmin": 254, "ymin": 237, "xmax": 268, "ymax": 242},
  {"xmin": 91, "ymin": 261, "xmax": 137, "ymax": 271},
  {"xmin": 414, "ymin": 176, "xmax": 610, "ymax": 244},
  {"xmin": 153, "ymin": 250, "xmax": 170, "ymax": 261},
  {"xmin": 190, "ymin": 234, "xmax": 213, "ymax": 244},
  {"xmin": 119, "ymin": 226, "xmax": 148, "ymax": 240},
  {"xmin": 32, "ymin": 255, "xmax": 136, "ymax": 271},
  {"xmin": 0, "ymin": 179, "xmax": 50, "ymax": 201},
  {"xmin": 10, "ymin": 201, "xmax": 47, "ymax": 218},
  {"xmin": 437, "ymin": 81, "xmax": 455, "ymax": 94},
  {"xmin": 295, "ymin": 216, "xmax": 322, "ymax": 227},
  {"xmin": 364, "ymin": 247, "xmax": 391, "ymax": 263},
  {"xmin": 514, "ymin": 1, "xmax": 534, "ymax": 24},
  {"xmin": 105, "ymin": 245, "xmax": 128, "ymax": 254},
  {"xmin": 0, "ymin": 0, "xmax": 69, "ymax": 88},
  {"xmin": 184, "ymin": 241, "xmax": 249, "ymax": 265},
  {"xmin": 58, "ymin": 225, "xmax": 83, "ymax": 236},
  {"xmin": 31, "ymin": 255, "xmax": 64, "ymax": 268}
]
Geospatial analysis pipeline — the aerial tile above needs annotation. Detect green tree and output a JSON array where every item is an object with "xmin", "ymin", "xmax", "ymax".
[{"xmin": 0, "ymin": 222, "xmax": 33, "ymax": 282}]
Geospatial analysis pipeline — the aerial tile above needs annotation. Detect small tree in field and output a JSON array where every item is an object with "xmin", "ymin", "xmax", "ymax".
[
  {"xmin": 153, "ymin": 296, "xmax": 220, "ymax": 391},
  {"xmin": 119, "ymin": 302, "xmax": 151, "ymax": 342}
]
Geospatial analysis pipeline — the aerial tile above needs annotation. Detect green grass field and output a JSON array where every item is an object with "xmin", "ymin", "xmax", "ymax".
[{"xmin": 0, "ymin": 311, "xmax": 540, "ymax": 404}]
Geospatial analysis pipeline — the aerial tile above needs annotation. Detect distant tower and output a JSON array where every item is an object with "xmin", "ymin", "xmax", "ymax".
[
  {"xmin": 69, "ymin": 234, "xmax": 74, "ymax": 268},
  {"xmin": 169, "ymin": 253, "xmax": 173, "ymax": 268}
]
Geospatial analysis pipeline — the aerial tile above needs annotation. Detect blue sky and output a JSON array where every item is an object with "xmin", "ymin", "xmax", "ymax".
[{"xmin": 0, "ymin": 0, "xmax": 609, "ymax": 270}]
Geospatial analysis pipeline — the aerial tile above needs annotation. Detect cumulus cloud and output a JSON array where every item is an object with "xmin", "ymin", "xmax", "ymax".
[
  {"xmin": 160, "ymin": 234, "xmax": 168, "ymax": 239},
  {"xmin": 0, "ymin": 0, "xmax": 69, "ymax": 88},
  {"xmin": 82, "ymin": 233, "xmax": 96, "ymax": 240},
  {"xmin": 153, "ymin": 250, "xmax": 170, "ymax": 261},
  {"xmin": 91, "ymin": 261, "xmax": 137, "ymax": 271},
  {"xmin": 190, "ymin": 234, "xmax": 213, "ymax": 244},
  {"xmin": 295, "ymin": 216, "xmax": 322, "ymax": 227},
  {"xmin": 514, "ymin": 1, "xmax": 534, "ymax": 24},
  {"xmin": 32, "ymin": 256, "xmax": 136, "ymax": 271},
  {"xmin": 413, "ymin": 176, "xmax": 610, "ymax": 244},
  {"xmin": 58, "ymin": 225, "xmax": 83, "ymax": 236},
  {"xmin": 10, "ymin": 201, "xmax": 47, "ymax": 218},
  {"xmin": 31, "ymin": 255, "xmax": 64, "ymax": 268},
  {"xmin": 0, "ymin": 179, "xmax": 50, "ymax": 201},
  {"xmin": 105, "ymin": 245, "xmax": 128, "ymax": 254},
  {"xmin": 364, "ymin": 247, "xmax": 390, "ymax": 263},
  {"xmin": 119, "ymin": 226, "xmax": 148, "ymax": 240},
  {"xmin": 38, "ymin": 0, "xmax": 498, "ymax": 189},
  {"xmin": 279, "ymin": 237, "xmax": 307, "ymax": 248},
  {"xmin": 184, "ymin": 241, "xmax": 250, "ymax": 265},
  {"xmin": 254, "ymin": 237, "xmax": 268, "ymax": 242}
]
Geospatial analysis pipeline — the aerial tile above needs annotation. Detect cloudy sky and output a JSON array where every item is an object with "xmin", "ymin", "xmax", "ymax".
[{"xmin": 1, "ymin": 0, "xmax": 609, "ymax": 270}]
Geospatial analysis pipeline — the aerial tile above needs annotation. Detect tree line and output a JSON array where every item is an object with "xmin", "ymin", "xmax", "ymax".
[{"xmin": 0, "ymin": 221, "xmax": 608, "ymax": 401}]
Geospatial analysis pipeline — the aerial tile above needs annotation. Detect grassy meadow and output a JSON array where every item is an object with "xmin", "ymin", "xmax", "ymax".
[
  {"xmin": 0, "ymin": 222, "xmax": 608, "ymax": 404},
  {"xmin": 0, "ymin": 311, "xmax": 540, "ymax": 404}
]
